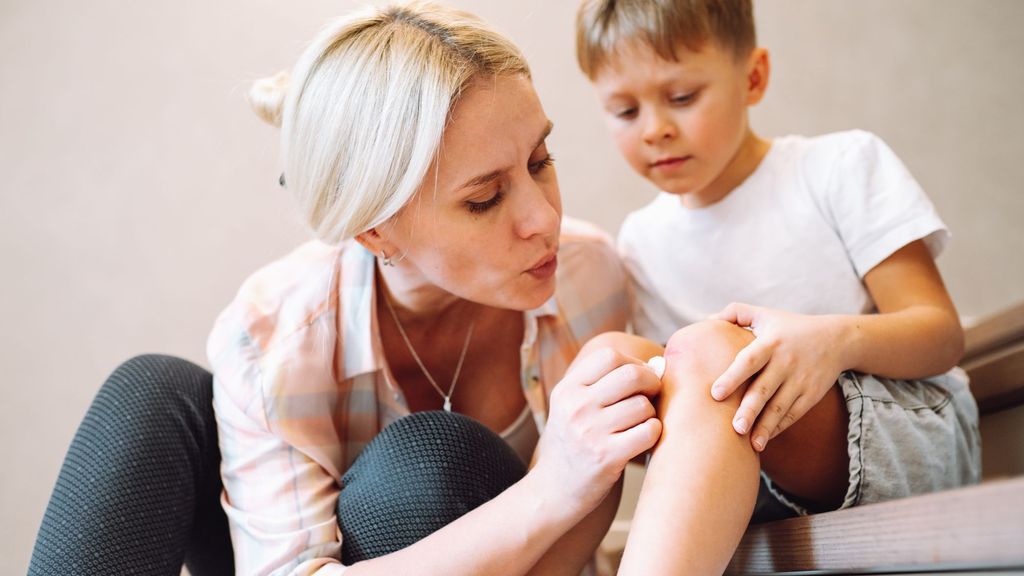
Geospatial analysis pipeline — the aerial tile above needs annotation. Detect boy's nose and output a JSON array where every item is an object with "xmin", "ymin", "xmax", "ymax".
[{"xmin": 642, "ymin": 110, "xmax": 678, "ymax": 143}]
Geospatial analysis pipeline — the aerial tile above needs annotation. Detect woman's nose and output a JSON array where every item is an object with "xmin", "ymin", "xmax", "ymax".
[{"xmin": 514, "ymin": 179, "xmax": 561, "ymax": 240}]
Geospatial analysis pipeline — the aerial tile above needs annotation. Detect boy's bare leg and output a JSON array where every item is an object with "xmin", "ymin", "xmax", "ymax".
[
  {"xmin": 757, "ymin": 385, "xmax": 849, "ymax": 509},
  {"xmin": 583, "ymin": 323, "xmax": 849, "ymax": 573},
  {"xmin": 618, "ymin": 320, "xmax": 761, "ymax": 576}
]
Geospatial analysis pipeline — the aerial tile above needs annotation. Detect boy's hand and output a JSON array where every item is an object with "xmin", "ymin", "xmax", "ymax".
[{"xmin": 709, "ymin": 303, "xmax": 846, "ymax": 452}]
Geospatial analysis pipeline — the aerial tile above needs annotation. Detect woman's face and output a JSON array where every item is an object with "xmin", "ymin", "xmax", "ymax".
[{"xmin": 380, "ymin": 74, "xmax": 562, "ymax": 311}]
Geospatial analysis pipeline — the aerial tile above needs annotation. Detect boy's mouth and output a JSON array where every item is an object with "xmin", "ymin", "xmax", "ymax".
[{"xmin": 651, "ymin": 155, "xmax": 692, "ymax": 170}]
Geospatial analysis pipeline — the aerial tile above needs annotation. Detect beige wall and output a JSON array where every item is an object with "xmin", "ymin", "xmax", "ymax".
[{"xmin": 2, "ymin": 1, "xmax": 1022, "ymax": 572}]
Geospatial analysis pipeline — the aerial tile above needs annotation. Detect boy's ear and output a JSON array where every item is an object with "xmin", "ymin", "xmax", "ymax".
[{"xmin": 745, "ymin": 48, "xmax": 770, "ymax": 105}]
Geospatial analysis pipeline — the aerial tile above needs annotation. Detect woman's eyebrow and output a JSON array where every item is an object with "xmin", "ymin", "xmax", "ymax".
[
  {"xmin": 455, "ymin": 121, "xmax": 554, "ymax": 192},
  {"xmin": 534, "ymin": 121, "xmax": 554, "ymax": 152},
  {"xmin": 457, "ymin": 168, "xmax": 504, "ymax": 192}
]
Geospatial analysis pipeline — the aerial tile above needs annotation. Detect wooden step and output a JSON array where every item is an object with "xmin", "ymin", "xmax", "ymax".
[{"xmin": 727, "ymin": 476, "xmax": 1024, "ymax": 574}]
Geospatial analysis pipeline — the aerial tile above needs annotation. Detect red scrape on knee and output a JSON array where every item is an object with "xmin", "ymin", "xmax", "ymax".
[{"xmin": 664, "ymin": 342, "xmax": 685, "ymax": 358}]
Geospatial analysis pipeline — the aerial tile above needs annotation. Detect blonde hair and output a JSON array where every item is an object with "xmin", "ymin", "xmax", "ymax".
[
  {"xmin": 248, "ymin": 1, "xmax": 530, "ymax": 243},
  {"xmin": 576, "ymin": 0, "xmax": 755, "ymax": 79}
]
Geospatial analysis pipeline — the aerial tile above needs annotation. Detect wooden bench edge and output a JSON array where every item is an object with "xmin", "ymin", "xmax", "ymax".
[{"xmin": 727, "ymin": 477, "xmax": 1024, "ymax": 575}]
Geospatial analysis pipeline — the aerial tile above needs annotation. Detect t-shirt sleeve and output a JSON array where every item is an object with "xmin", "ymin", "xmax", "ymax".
[
  {"xmin": 819, "ymin": 130, "xmax": 949, "ymax": 278},
  {"xmin": 208, "ymin": 304, "xmax": 348, "ymax": 576}
]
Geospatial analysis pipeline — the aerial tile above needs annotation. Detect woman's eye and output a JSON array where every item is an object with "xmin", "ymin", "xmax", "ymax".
[
  {"xmin": 466, "ymin": 190, "xmax": 505, "ymax": 214},
  {"xmin": 528, "ymin": 154, "xmax": 555, "ymax": 175}
]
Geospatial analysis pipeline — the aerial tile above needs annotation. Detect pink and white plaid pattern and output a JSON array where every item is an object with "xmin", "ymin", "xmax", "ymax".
[{"xmin": 208, "ymin": 218, "xmax": 629, "ymax": 575}]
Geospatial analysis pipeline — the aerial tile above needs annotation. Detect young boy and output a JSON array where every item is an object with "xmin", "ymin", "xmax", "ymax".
[{"xmin": 576, "ymin": 0, "xmax": 981, "ymax": 572}]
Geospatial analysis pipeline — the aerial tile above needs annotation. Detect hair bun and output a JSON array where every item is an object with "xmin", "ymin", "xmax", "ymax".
[{"xmin": 248, "ymin": 70, "xmax": 290, "ymax": 127}]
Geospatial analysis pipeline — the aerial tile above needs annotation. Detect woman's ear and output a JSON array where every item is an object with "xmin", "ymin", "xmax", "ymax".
[
  {"xmin": 745, "ymin": 48, "xmax": 770, "ymax": 106},
  {"xmin": 354, "ymin": 228, "xmax": 392, "ymax": 259}
]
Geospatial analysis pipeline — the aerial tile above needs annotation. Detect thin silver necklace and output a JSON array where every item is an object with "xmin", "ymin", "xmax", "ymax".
[{"xmin": 383, "ymin": 292, "xmax": 476, "ymax": 412}]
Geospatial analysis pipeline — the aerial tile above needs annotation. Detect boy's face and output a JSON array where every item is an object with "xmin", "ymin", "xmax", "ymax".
[{"xmin": 592, "ymin": 41, "xmax": 767, "ymax": 206}]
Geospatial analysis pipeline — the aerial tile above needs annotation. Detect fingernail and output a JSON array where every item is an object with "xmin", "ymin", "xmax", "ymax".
[
  {"xmin": 753, "ymin": 436, "xmax": 766, "ymax": 451},
  {"xmin": 711, "ymin": 385, "xmax": 725, "ymax": 400},
  {"xmin": 734, "ymin": 417, "xmax": 748, "ymax": 434}
]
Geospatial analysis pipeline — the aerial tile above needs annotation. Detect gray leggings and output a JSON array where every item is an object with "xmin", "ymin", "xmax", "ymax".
[{"xmin": 29, "ymin": 355, "xmax": 525, "ymax": 575}]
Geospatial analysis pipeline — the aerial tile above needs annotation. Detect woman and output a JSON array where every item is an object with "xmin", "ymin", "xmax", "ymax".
[
  {"xmin": 211, "ymin": 2, "xmax": 671, "ymax": 572},
  {"xmin": 31, "ymin": 3, "xmax": 667, "ymax": 574}
]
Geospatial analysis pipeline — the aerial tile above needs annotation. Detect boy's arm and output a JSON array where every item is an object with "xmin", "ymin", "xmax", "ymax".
[
  {"xmin": 839, "ymin": 239, "xmax": 964, "ymax": 377},
  {"xmin": 710, "ymin": 239, "xmax": 963, "ymax": 452}
]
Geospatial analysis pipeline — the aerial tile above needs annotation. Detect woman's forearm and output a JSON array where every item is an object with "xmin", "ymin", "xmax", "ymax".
[
  {"xmin": 344, "ymin": 470, "xmax": 587, "ymax": 576},
  {"xmin": 526, "ymin": 477, "xmax": 623, "ymax": 575}
]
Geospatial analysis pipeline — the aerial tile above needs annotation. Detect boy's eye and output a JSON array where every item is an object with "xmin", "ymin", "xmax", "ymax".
[
  {"xmin": 528, "ymin": 153, "xmax": 555, "ymax": 175},
  {"xmin": 614, "ymin": 107, "xmax": 638, "ymax": 120},
  {"xmin": 466, "ymin": 190, "xmax": 505, "ymax": 214},
  {"xmin": 670, "ymin": 90, "xmax": 699, "ymax": 105}
]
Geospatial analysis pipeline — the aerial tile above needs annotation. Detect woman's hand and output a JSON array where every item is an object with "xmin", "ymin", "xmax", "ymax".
[
  {"xmin": 710, "ymin": 303, "xmax": 846, "ymax": 452},
  {"xmin": 533, "ymin": 347, "xmax": 662, "ymax": 517}
]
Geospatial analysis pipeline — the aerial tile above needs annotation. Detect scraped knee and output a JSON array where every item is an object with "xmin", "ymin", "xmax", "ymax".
[{"xmin": 663, "ymin": 320, "xmax": 754, "ymax": 390}]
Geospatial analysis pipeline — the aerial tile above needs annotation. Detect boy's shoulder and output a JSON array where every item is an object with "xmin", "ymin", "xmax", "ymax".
[
  {"xmin": 801, "ymin": 128, "xmax": 879, "ymax": 147},
  {"xmin": 783, "ymin": 129, "xmax": 898, "ymax": 172},
  {"xmin": 617, "ymin": 129, "xmax": 902, "ymax": 239},
  {"xmin": 776, "ymin": 129, "xmax": 886, "ymax": 165}
]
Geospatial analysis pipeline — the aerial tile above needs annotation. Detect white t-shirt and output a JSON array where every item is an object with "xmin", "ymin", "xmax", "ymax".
[{"xmin": 619, "ymin": 130, "xmax": 949, "ymax": 344}]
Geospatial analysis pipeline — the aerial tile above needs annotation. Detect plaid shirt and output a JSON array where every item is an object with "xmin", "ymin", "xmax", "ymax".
[{"xmin": 208, "ymin": 218, "xmax": 629, "ymax": 575}]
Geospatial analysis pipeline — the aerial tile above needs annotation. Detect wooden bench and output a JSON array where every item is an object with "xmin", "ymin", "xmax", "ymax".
[{"xmin": 726, "ymin": 302, "xmax": 1024, "ymax": 575}]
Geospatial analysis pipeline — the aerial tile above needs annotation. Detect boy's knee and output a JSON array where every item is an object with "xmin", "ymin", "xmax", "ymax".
[
  {"xmin": 652, "ymin": 321, "xmax": 755, "ymax": 431},
  {"xmin": 663, "ymin": 320, "xmax": 754, "ymax": 388}
]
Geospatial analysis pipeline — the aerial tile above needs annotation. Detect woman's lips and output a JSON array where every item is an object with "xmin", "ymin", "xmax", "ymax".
[{"xmin": 527, "ymin": 253, "xmax": 558, "ymax": 279}]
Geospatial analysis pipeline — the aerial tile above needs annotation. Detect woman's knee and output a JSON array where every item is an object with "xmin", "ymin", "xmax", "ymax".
[
  {"xmin": 104, "ymin": 354, "xmax": 212, "ymax": 405},
  {"xmin": 90, "ymin": 354, "xmax": 219, "ymax": 468},
  {"xmin": 98, "ymin": 354, "xmax": 214, "ymax": 425},
  {"xmin": 337, "ymin": 411, "xmax": 526, "ymax": 563}
]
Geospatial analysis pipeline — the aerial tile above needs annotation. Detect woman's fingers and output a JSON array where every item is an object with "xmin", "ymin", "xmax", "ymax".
[
  {"xmin": 599, "ymin": 393, "xmax": 657, "ymax": 433},
  {"xmin": 563, "ymin": 347, "xmax": 635, "ymax": 388},
  {"xmin": 611, "ymin": 417, "xmax": 663, "ymax": 460},
  {"xmin": 538, "ymin": 346, "xmax": 664, "ymax": 510},
  {"xmin": 711, "ymin": 339, "xmax": 772, "ymax": 401},
  {"xmin": 588, "ymin": 361, "xmax": 662, "ymax": 407}
]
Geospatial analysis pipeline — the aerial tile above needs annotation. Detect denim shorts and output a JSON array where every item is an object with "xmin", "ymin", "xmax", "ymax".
[{"xmin": 750, "ymin": 368, "xmax": 982, "ymax": 523}]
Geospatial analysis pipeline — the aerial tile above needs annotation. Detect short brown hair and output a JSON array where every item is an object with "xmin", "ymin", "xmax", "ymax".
[{"xmin": 576, "ymin": 0, "xmax": 755, "ymax": 78}]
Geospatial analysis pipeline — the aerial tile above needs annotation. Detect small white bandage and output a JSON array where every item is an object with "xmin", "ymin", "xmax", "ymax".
[{"xmin": 646, "ymin": 355, "xmax": 666, "ymax": 379}]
